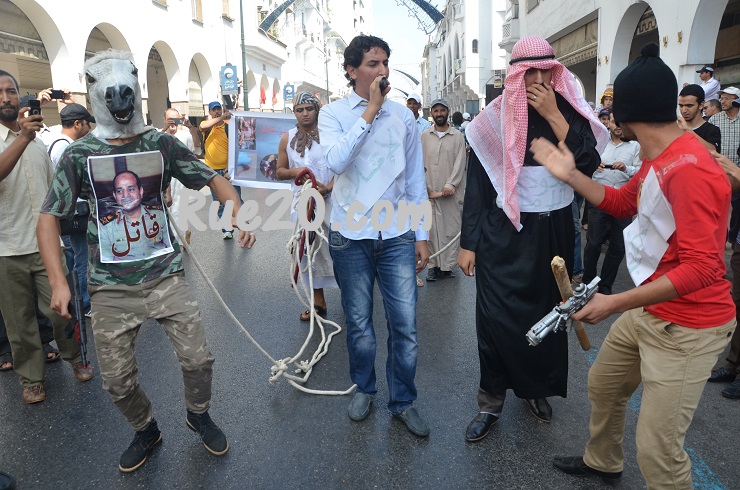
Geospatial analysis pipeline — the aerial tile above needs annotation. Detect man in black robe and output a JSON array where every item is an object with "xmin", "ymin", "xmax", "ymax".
[{"xmin": 458, "ymin": 36, "xmax": 608, "ymax": 442}]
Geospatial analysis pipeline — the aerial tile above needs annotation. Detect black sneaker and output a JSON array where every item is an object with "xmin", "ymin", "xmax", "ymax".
[
  {"xmin": 186, "ymin": 410, "xmax": 229, "ymax": 455},
  {"xmin": 119, "ymin": 419, "xmax": 162, "ymax": 473}
]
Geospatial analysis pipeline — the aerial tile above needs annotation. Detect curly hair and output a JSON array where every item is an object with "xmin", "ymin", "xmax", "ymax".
[{"xmin": 343, "ymin": 35, "xmax": 391, "ymax": 87}]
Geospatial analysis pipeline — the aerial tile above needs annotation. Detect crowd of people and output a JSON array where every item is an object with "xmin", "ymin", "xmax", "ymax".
[{"xmin": 1, "ymin": 31, "xmax": 740, "ymax": 490}]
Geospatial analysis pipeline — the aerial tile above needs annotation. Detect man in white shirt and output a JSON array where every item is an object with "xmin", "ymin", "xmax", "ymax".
[
  {"xmin": 406, "ymin": 93, "xmax": 430, "ymax": 136},
  {"xmin": 163, "ymin": 108, "xmax": 198, "ymax": 244},
  {"xmin": 45, "ymin": 103, "xmax": 95, "ymax": 317},
  {"xmin": 696, "ymin": 66, "xmax": 720, "ymax": 102},
  {"xmin": 319, "ymin": 34, "xmax": 431, "ymax": 437},
  {"xmin": 582, "ymin": 112, "xmax": 641, "ymax": 295}
]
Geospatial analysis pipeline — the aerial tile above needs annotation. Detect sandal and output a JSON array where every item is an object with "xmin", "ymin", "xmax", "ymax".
[
  {"xmin": 0, "ymin": 352, "xmax": 12, "ymax": 372},
  {"xmin": 300, "ymin": 305, "xmax": 327, "ymax": 321},
  {"xmin": 43, "ymin": 343, "xmax": 61, "ymax": 363}
]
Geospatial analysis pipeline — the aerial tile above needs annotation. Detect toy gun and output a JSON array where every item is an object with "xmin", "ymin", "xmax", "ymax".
[
  {"xmin": 65, "ymin": 271, "xmax": 90, "ymax": 368},
  {"xmin": 526, "ymin": 277, "xmax": 600, "ymax": 347}
]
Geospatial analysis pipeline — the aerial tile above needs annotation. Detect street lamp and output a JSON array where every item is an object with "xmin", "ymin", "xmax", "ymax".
[{"xmin": 240, "ymin": 0, "xmax": 248, "ymax": 110}]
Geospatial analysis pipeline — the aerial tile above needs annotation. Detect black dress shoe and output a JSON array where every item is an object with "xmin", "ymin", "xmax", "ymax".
[
  {"xmin": 553, "ymin": 455, "xmax": 622, "ymax": 481},
  {"xmin": 722, "ymin": 379, "xmax": 740, "ymax": 399},
  {"xmin": 465, "ymin": 412, "xmax": 499, "ymax": 442},
  {"xmin": 708, "ymin": 366, "xmax": 737, "ymax": 383},
  {"xmin": 524, "ymin": 398, "xmax": 552, "ymax": 422}
]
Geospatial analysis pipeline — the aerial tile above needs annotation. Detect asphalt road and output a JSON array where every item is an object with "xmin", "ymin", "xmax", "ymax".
[{"xmin": 1, "ymin": 188, "xmax": 738, "ymax": 489}]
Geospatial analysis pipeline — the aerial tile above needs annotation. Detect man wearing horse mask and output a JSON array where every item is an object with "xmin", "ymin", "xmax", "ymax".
[
  {"xmin": 36, "ymin": 50, "xmax": 256, "ymax": 472},
  {"xmin": 458, "ymin": 37, "xmax": 608, "ymax": 441}
]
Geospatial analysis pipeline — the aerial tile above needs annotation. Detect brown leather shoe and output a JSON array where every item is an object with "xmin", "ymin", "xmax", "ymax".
[
  {"xmin": 23, "ymin": 384, "xmax": 46, "ymax": 404},
  {"xmin": 72, "ymin": 361, "xmax": 94, "ymax": 382}
]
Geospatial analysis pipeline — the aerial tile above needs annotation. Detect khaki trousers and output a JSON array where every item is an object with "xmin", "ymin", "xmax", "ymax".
[
  {"xmin": 0, "ymin": 253, "xmax": 80, "ymax": 387},
  {"xmin": 90, "ymin": 272, "xmax": 215, "ymax": 431},
  {"xmin": 583, "ymin": 308, "xmax": 735, "ymax": 489}
]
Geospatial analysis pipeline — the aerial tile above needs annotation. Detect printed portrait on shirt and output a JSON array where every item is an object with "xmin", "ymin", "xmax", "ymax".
[{"xmin": 88, "ymin": 151, "xmax": 174, "ymax": 263}]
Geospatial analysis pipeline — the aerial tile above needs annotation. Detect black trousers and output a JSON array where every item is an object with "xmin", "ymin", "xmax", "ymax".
[{"xmin": 583, "ymin": 207, "xmax": 632, "ymax": 294}]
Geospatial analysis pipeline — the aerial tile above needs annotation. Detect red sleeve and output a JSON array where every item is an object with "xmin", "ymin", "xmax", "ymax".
[{"xmin": 662, "ymin": 162, "xmax": 731, "ymax": 296}]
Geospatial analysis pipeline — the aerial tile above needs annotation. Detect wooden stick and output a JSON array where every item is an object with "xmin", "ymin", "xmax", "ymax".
[{"xmin": 551, "ymin": 256, "xmax": 591, "ymax": 351}]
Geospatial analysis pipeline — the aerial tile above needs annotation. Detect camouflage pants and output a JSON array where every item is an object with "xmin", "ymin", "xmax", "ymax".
[{"xmin": 90, "ymin": 272, "xmax": 214, "ymax": 431}]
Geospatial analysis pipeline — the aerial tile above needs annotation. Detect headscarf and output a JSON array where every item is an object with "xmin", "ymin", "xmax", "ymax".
[
  {"xmin": 290, "ymin": 92, "xmax": 321, "ymax": 157},
  {"xmin": 466, "ymin": 36, "xmax": 608, "ymax": 231}
]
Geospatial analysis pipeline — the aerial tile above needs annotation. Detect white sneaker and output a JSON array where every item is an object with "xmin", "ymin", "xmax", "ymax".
[{"xmin": 223, "ymin": 230, "xmax": 234, "ymax": 240}]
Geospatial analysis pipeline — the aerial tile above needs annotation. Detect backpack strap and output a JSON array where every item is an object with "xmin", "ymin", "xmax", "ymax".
[{"xmin": 47, "ymin": 138, "xmax": 69, "ymax": 157}]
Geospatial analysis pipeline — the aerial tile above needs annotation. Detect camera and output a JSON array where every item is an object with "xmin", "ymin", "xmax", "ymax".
[
  {"xmin": 603, "ymin": 163, "xmax": 613, "ymax": 169},
  {"xmin": 28, "ymin": 99, "xmax": 41, "ymax": 116},
  {"xmin": 49, "ymin": 89, "xmax": 65, "ymax": 100},
  {"xmin": 172, "ymin": 117, "xmax": 183, "ymax": 125}
]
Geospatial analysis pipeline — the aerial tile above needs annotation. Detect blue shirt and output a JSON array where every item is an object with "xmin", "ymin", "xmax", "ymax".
[{"xmin": 319, "ymin": 90, "xmax": 429, "ymax": 241}]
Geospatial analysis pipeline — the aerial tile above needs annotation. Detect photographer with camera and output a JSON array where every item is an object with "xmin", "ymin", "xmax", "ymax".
[
  {"xmin": 45, "ymin": 103, "xmax": 96, "ymax": 317},
  {"xmin": 163, "ymin": 108, "xmax": 199, "ymax": 244},
  {"xmin": 0, "ymin": 70, "xmax": 93, "ymax": 405},
  {"xmin": 581, "ymin": 111, "xmax": 641, "ymax": 296}
]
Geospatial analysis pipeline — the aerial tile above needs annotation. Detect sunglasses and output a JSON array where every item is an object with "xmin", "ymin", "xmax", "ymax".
[{"xmin": 294, "ymin": 106, "xmax": 316, "ymax": 113}]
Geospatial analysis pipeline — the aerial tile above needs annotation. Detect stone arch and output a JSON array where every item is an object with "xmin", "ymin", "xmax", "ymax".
[
  {"xmin": 246, "ymin": 70, "xmax": 257, "ymax": 110},
  {"xmin": 686, "ymin": 0, "xmax": 729, "ymax": 64},
  {"xmin": 610, "ymin": 2, "xmax": 654, "ymax": 82},
  {"xmin": 88, "ymin": 22, "xmax": 131, "ymax": 55},
  {"xmin": 7, "ymin": 0, "xmax": 66, "ymax": 65},
  {"xmin": 145, "ymin": 41, "xmax": 180, "ymax": 127},
  {"xmin": 259, "ymin": 74, "xmax": 270, "ymax": 109},
  {"xmin": 188, "ymin": 53, "xmax": 212, "ymax": 117},
  {"xmin": 272, "ymin": 78, "xmax": 281, "ymax": 109}
]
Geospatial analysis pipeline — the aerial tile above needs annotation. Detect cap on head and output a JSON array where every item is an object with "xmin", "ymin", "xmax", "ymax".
[
  {"xmin": 612, "ymin": 43, "xmax": 677, "ymax": 124},
  {"xmin": 430, "ymin": 98, "xmax": 449, "ymax": 109},
  {"xmin": 696, "ymin": 66, "xmax": 714, "ymax": 74},
  {"xmin": 598, "ymin": 108, "xmax": 611, "ymax": 118},
  {"xmin": 407, "ymin": 93, "xmax": 422, "ymax": 104},
  {"xmin": 462, "ymin": 112, "xmax": 471, "ymax": 120},
  {"xmin": 208, "ymin": 101, "xmax": 222, "ymax": 111},
  {"xmin": 60, "ymin": 103, "xmax": 96, "ymax": 123},
  {"xmin": 719, "ymin": 86, "xmax": 740, "ymax": 98}
]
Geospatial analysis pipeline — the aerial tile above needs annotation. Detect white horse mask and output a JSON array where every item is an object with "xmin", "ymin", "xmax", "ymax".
[{"xmin": 84, "ymin": 50, "xmax": 149, "ymax": 139}]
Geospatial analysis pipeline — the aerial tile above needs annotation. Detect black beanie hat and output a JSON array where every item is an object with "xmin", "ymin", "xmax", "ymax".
[{"xmin": 612, "ymin": 43, "xmax": 677, "ymax": 124}]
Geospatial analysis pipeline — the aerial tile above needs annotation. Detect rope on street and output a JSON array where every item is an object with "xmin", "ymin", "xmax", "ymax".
[
  {"xmin": 167, "ymin": 191, "xmax": 356, "ymax": 396},
  {"xmin": 167, "ymin": 181, "xmax": 462, "ymax": 395}
]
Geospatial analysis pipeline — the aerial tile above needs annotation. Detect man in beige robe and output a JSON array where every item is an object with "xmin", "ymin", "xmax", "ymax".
[{"xmin": 421, "ymin": 98, "xmax": 467, "ymax": 281}]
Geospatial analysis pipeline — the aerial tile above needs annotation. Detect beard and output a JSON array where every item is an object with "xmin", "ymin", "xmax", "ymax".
[
  {"xmin": 434, "ymin": 116, "xmax": 447, "ymax": 126},
  {"xmin": 0, "ymin": 105, "xmax": 18, "ymax": 122}
]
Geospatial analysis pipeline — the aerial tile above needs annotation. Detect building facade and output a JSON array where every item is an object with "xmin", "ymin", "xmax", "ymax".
[
  {"xmin": 421, "ymin": 0, "xmax": 508, "ymax": 117},
  {"xmin": 0, "ymin": 0, "xmax": 371, "ymax": 129},
  {"xmin": 499, "ymin": 0, "xmax": 740, "ymax": 105}
]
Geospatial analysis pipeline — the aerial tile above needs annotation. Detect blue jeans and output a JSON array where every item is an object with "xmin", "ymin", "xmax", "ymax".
[
  {"xmin": 209, "ymin": 169, "xmax": 243, "ymax": 232},
  {"xmin": 329, "ymin": 230, "xmax": 419, "ymax": 413},
  {"xmin": 571, "ymin": 194, "xmax": 584, "ymax": 276}
]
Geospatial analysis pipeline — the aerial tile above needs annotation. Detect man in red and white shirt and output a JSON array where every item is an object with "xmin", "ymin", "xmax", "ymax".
[{"xmin": 531, "ymin": 44, "xmax": 735, "ymax": 489}]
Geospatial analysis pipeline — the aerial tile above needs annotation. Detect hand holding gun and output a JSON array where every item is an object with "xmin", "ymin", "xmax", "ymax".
[
  {"xmin": 64, "ymin": 271, "xmax": 90, "ymax": 368},
  {"xmin": 526, "ymin": 277, "xmax": 600, "ymax": 347}
]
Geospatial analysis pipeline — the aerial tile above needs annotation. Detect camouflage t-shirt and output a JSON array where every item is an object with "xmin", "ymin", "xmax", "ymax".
[{"xmin": 41, "ymin": 128, "xmax": 217, "ymax": 287}]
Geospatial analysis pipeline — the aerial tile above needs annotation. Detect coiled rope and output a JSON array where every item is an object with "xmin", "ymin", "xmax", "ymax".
[{"xmin": 168, "ymin": 175, "xmax": 460, "ymax": 396}]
